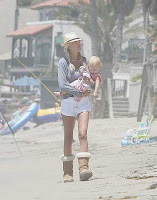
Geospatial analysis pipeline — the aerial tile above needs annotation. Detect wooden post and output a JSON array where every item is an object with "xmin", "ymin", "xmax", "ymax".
[
  {"xmin": 107, "ymin": 78, "xmax": 113, "ymax": 118},
  {"xmin": 34, "ymin": 38, "xmax": 37, "ymax": 66},
  {"xmin": 151, "ymin": 64, "xmax": 157, "ymax": 116},
  {"xmin": 126, "ymin": 80, "xmax": 130, "ymax": 98},
  {"xmin": 143, "ymin": 11, "xmax": 149, "ymax": 64},
  {"xmin": 151, "ymin": 90, "xmax": 157, "ymax": 116},
  {"xmin": 19, "ymin": 38, "xmax": 22, "ymax": 58}
]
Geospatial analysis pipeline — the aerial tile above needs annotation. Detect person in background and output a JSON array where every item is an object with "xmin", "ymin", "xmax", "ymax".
[
  {"xmin": 34, "ymin": 87, "xmax": 41, "ymax": 98},
  {"xmin": 0, "ymin": 119, "xmax": 5, "ymax": 130},
  {"xmin": 58, "ymin": 32, "xmax": 93, "ymax": 183}
]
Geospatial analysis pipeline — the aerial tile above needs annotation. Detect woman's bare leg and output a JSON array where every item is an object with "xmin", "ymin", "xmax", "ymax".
[
  {"xmin": 62, "ymin": 114, "xmax": 75, "ymax": 155},
  {"xmin": 77, "ymin": 111, "xmax": 92, "ymax": 181},
  {"xmin": 77, "ymin": 111, "xmax": 89, "ymax": 152}
]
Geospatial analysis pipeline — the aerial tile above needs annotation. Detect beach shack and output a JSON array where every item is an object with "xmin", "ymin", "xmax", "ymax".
[
  {"xmin": 7, "ymin": 24, "xmax": 53, "ymax": 82},
  {"xmin": 6, "ymin": 0, "xmax": 92, "ymax": 108}
]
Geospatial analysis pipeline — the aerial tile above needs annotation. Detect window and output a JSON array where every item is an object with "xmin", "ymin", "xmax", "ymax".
[
  {"xmin": 55, "ymin": 33, "xmax": 64, "ymax": 58},
  {"xmin": 21, "ymin": 39, "xmax": 28, "ymax": 58},
  {"xmin": 13, "ymin": 39, "xmax": 20, "ymax": 57},
  {"xmin": 56, "ymin": 44, "xmax": 64, "ymax": 58},
  {"xmin": 37, "ymin": 43, "xmax": 51, "ymax": 65},
  {"xmin": 48, "ymin": 11, "xmax": 53, "ymax": 20},
  {"xmin": 40, "ymin": 12, "xmax": 44, "ymax": 21}
]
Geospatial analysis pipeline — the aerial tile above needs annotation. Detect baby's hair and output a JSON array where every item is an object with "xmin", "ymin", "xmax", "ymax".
[{"xmin": 88, "ymin": 56, "xmax": 102, "ymax": 67}]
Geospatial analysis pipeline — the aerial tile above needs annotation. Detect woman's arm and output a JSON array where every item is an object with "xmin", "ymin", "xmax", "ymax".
[{"xmin": 58, "ymin": 58, "xmax": 83, "ymax": 97}]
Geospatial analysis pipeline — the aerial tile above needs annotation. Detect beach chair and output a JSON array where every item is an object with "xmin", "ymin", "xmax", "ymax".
[
  {"xmin": 121, "ymin": 115, "xmax": 154, "ymax": 146},
  {"xmin": 132, "ymin": 115, "xmax": 154, "ymax": 143}
]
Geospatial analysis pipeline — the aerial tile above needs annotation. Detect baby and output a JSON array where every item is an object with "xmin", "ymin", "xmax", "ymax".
[
  {"xmin": 88, "ymin": 56, "xmax": 102, "ymax": 98},
  {"xmin": 54, "ymin": 56, "xmax": 102, "ymax": 99}
]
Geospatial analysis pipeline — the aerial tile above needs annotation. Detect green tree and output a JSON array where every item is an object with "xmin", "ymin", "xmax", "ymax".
[
  {"xmin": 70, "ymin": 0, "xmax": 135, "ymax": 63},
  {"xmin": 31, "ymin": 0, "xmax": 135, "ymax": 64},
  {"xmin": 17, "ymin": 0, "xmax": 32, "ymax": 7},
  {"xmin": 52, "ymin": 0, "xmax": 115, "ymax": 63},
  {"xmin": 150, "ymin": 0, "xmax": 157, "ymax": 16}
]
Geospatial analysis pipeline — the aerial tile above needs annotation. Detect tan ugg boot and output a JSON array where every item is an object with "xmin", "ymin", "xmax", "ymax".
[
  {"xmin": 61, "ymin": 155, "xmax": 75, "ymax": 183},
  {"xmin": 76, "ymin": 152, "xmax": 93, "ymax": 181}
]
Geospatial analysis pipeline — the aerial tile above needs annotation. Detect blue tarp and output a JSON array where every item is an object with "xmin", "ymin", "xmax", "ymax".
[{"xmin": 9, "ymin": 76, "xmax": 40, "ymax": 86}]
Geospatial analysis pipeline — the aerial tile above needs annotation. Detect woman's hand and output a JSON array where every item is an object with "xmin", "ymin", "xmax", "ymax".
[
  {"xmin": 84, "ymin": 78, "xmax": 94, "ymax": 85},
  {"xmin": 82, "ymin": 90, "xmax": 91, "ymax": 97}
]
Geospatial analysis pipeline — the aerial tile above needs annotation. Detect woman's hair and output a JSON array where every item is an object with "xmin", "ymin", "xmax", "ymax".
[
  {"xmin": 64, "ymin": 43, "xmax": 85, "ymax": 72},
  {"xmin": 64, "ymin": 46, "xmax": 75, "ymax": 72}
]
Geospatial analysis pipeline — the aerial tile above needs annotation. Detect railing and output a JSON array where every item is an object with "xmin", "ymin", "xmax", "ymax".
[
  {"xmin": 113, "ymin": 72, "xmax": 130, "ymax": 80},
  {"xmin": 12, "ymin": 57, "xmax": 51, "ymax": 68},
  {"xmin": 36, "ymin": 57, "xmax": 51, "ymax": 66},
  {"xmin": 12, "ymin": 57, "xmax": 35, "ymax": 67},
  {"xmin": 112, "ymin": 79, "xmax": 129, "ymax": 97},
  {"xmin": 130, "ymin": 66, "xmax": 143, "ymax": 79},
  {"xmin": 112, "ymin": 72, "xmax": 130, "ymax": 97}
]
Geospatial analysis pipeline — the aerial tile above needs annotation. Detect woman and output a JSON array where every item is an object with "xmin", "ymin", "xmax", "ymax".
[{"xmin": 58, "ymin": 32, "xmax": 93, "ymax": 183}]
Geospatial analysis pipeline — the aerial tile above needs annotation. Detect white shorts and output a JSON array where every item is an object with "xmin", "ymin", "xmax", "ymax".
[{"xmin": 61, "ymin": 97, "xmax": 91, "ymax": 117}]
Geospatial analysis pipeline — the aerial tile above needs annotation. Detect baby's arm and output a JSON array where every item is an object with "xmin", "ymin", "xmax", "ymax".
[
  {"xmin": 89, "ymin": 78, "xmax": 95, "ymax": 85},
  {"xmin": 54, "ymin": 91, "xmax": 66, "ymax": 97},
  {"xmin": 92, "ymin": 77, "xmax": 100, "ymax": 98}
]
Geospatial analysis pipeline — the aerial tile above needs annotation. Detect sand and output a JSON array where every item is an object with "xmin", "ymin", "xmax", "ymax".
[{"xmin": 0, "ymin": 117, "xmax": 157, "ymax": 200}]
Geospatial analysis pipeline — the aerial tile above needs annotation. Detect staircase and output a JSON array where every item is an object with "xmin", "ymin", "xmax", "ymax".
[
  {"xmin": 111, "ymin": 76, "xmax": 130, "ymax": 118},
  {"xmin": 112, "ymin": 97, "xmax": 129, "ymax": 117}
]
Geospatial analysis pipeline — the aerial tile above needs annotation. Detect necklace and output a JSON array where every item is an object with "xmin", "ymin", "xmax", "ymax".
[
  {"xmin": 71, "ymin": 58, "xmax": 80, "ymax": 62},
  {"xmin": 70, "ymin": 54, "xmax": 81, "ymax": 62}
]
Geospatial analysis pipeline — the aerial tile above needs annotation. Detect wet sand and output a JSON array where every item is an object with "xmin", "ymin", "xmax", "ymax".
[{"xmin": 0, "ymin": 117, "xmax": 157, "ymax": 200}]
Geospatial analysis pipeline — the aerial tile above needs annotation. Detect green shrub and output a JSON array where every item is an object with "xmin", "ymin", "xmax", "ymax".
[{"xmin": 131, "ymin": 74, "xmax": 142, "ymax": 82}]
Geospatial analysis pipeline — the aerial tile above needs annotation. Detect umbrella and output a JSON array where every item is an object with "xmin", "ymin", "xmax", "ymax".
[
  {"xmin": 9, "ymin": 76, "xmax": 40, "ymax": 86},
  {"xmin": 29, "ymin": 77, "xmax": 40, "ymax": 86}
]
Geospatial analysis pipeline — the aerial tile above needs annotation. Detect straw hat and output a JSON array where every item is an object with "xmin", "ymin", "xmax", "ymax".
[{"xmin": 61, "ymin": 32, "xmax": 82, "ymax": 47}]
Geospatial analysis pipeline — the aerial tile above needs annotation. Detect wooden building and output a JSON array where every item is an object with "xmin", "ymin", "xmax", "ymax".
[
  {"xmin": 7, "ymin": 0, "xmax": 92, "ymax": 82},
  {"xmin": 6, "ymin": 0, "xmax": 92, "ymax": 108},
  {"xmin": 7, "ymin": 24, "xmax": 53, "ymax": 81}
]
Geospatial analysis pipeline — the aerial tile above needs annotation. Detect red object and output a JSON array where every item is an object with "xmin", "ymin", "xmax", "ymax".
[
  {"xmin": 7, "ymin": 24, "xmax": 53, "ymax": 37},
  {"xmin": 31, "ymin": 0, "xmax": 90, "ymax": 9},
  {"xmin": 154, "ymin": 46, "xmax": 157, "ymax": 52}
]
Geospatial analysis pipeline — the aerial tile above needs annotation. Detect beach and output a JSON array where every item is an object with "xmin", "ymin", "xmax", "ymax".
[{"xmin": 0, "ymin": 117, "xmax": 157, "ymax": 200}]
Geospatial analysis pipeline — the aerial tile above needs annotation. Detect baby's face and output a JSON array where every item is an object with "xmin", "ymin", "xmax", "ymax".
[{"xmin": 89, "ymin": 63, "xmax": 100, "ymax": 74}]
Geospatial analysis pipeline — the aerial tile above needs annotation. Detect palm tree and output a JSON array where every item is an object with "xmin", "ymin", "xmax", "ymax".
[
  {"xmin": 150, "ymin": 0, "xmax": 157, "ymax": 16},
  {"xmin": 141, "ymin": 0, "xmax": 157, "ymax": 63},
  {"xmin": 111, "ymin": 0, "xmax": 136, "ymax": 63},
  {"xmin": 90, "ymin": 0, "xmax": 99, "ymax": 56},
  {"xmin": 17, "ymin": 0, "xmax": 32, "ymax": 7},
  {"xmin": 141, "ymin": 0, "xmax": 150, "ymax": 63}
]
